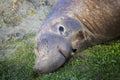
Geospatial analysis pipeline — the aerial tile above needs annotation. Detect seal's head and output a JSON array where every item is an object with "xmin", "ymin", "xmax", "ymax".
[{"xmin": 33, "ymin": 15, "xmax": 88, "ymax": 73}]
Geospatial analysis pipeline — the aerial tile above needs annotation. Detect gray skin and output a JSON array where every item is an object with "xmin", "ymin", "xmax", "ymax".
[{"xmin": 34, "ymin": 0, "xmax": 120, "ymax": 73}]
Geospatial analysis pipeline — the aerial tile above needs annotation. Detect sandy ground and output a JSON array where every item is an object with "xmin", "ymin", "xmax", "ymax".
[{"xmin": 0, "ymin": 0, "xmax": 56, "ymax": 59}]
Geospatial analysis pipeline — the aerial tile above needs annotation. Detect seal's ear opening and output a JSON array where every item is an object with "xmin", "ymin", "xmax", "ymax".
[
  {"xmin": 78, "ymin": 30, "xmax": 84, "ymax": 40},
  {"xmin": 75, "ymin": 30, "xmax": 86, "ymax": 41},
  {"xmin": 78, "ymin": 30, "xmax": 91, "ymax": 40},
  {"xmin": 71, "ymin": 30, "xmax": 85, "ymax": 53},
  {"xmin": 72, "ymin": 29, "xmax": 93, "ymax": 53}
]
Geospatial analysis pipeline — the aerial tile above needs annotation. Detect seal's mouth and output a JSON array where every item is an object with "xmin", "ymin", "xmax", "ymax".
[
  {"xmin": 58, "ymin": 50, "xmax": 67, "ymax": 60},
  {"xmin": 33, "ymin": 33, "xmax": 72, "ymax": 73}
]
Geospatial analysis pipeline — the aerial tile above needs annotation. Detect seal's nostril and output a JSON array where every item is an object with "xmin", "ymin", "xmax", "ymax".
[
  {"xmin": 72, "ymin": 49, "xmax": 77, "ymax": 52},
  {"xmin": 33, "ymin": 67, "xmax": 37, "ymax": 72},
  {"xmin": 33, "ymin": 67, "xmax": 41, "ymax": 73}
]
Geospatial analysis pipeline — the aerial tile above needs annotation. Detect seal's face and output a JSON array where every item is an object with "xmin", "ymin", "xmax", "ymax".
[{"xmin": 34, "ymin": 16, "xmax": 84, "ymax": 73}]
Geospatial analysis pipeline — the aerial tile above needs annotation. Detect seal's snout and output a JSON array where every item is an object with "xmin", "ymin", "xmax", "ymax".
[
  {"xmin": 34, "ymin": 33, "xmax": 72, "ymax": 73},
  {"xmin": 33, "ymin": 67, "xmax": 41, "ymax": 73}
]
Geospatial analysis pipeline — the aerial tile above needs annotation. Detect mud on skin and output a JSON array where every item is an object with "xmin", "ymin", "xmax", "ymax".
[{"xmin": 34, "ymin": 0, "xmax": 120, "ymax": 73}]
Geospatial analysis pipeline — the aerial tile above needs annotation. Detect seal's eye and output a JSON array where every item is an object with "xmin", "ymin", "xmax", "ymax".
[
  {"xmin": 57, "ymin": 25, "xmax": 68, "ymax": 37},
  {"xmin": 59, "ymin": 26, "xmax": 64, "ymax": 32}
]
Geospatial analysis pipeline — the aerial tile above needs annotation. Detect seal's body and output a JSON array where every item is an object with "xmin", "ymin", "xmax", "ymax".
[{"xmin": 34, "ymin": 0, "xmax": 120, "ymax": 73}]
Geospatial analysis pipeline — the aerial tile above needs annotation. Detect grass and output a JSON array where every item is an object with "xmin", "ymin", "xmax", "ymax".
[{"xmin": 0, "ymin": 40, "xmax": 120, "ymax": 80}]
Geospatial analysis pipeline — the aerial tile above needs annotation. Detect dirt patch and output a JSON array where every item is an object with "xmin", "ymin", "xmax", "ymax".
[{"xmin": 0, "ymin": 0, "xmax": 56, "ymax": 59}]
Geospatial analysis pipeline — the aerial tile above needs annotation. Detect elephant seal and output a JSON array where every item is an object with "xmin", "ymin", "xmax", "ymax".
[{"xmin": 34, "ymin": 0, "xmax": 120, "ymax": 73}]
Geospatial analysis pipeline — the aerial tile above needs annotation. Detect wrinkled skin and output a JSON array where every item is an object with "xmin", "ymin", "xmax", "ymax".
[{"xmin": 34, "ymin": 0, "xmax": 120, "ymax": 73}]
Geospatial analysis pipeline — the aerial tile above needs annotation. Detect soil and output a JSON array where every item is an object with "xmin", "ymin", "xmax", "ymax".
[{"xmin": 0, "ymin": 0, "xmax": 56, "ymax": 59}]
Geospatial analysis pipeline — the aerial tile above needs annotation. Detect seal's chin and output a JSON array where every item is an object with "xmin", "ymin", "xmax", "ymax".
[
  {"xmin": 33, "ymin": 50, "xmax": 66, "ymax": 73},
  {"xmin": 33, "ymin": 33, "xmax": 72, "ymax": 73}
]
